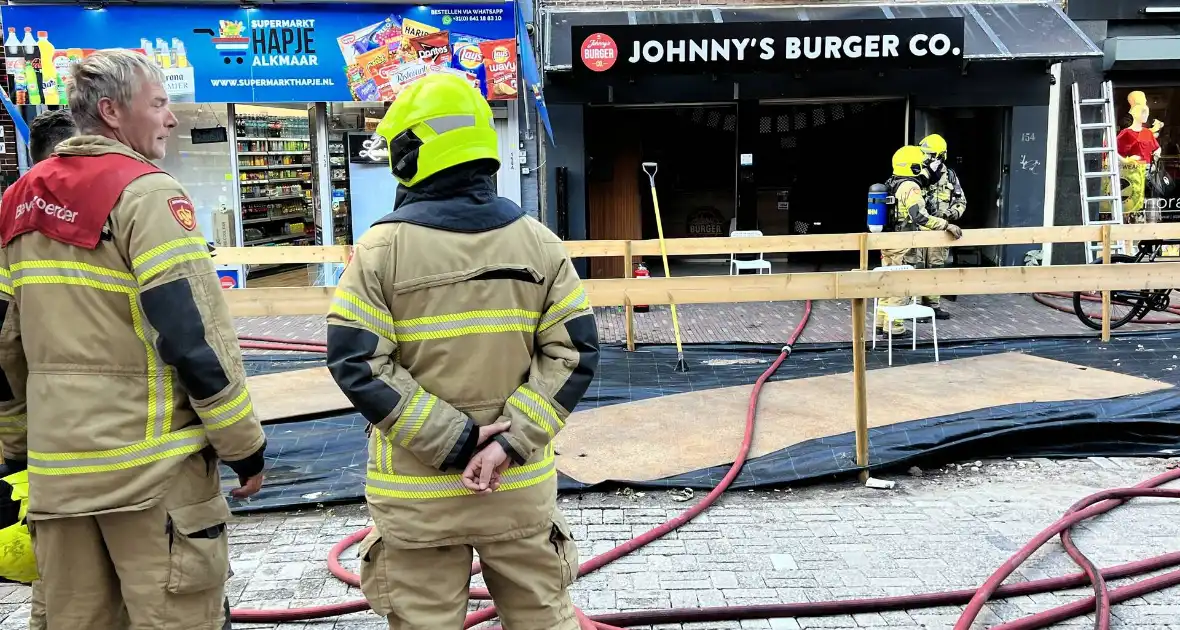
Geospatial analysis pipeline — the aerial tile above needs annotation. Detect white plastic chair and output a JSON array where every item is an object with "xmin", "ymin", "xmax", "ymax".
[
  {"xmin": 729, "ymin": 230, "xmax": 773, "ymax": 275},
  {"xmin": 871, "ymin": 264, "xmax": 940, "ymax": 366}
]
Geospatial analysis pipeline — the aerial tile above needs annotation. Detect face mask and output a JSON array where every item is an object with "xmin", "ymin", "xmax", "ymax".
[{"xmin": 928, "ymin": 158, "xmax": 943, "ymax": 173}]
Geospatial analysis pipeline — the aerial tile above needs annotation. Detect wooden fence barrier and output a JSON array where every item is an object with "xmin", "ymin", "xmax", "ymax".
[{"xmin": 215, "ymin": 224, "xmax": 1180, "ymax": 481}]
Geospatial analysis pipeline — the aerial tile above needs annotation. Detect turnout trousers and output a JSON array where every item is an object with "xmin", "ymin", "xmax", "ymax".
[
  {"xmin": 29, "ymin": 452, "xmax": 232, "ymax": 630},
  {"xmin": 358, "ymin": 509, "xmax": 581, "ymax": 630},
  {"xmin": 903, "ymin": 246, "xmax": 949, "ymax": 307},
  {"xmin": 875, "ymin": 247, "xmax": 911, "ymax": 333}
]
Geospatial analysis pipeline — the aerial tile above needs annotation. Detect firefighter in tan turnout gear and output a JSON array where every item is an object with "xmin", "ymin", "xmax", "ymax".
[
  {"xmin": 326, "ymin": 72, "xmax": 599, "ymax": 630},
  {"xmin": 911, "ymin": 134, "xmax": 966, "ymax": 319},
  {"xmin": 0, "ymin": 50, "xmax": 267, "ymax": 628},
  {"xmin": 876, "ymin": 145, "xmax": 963, "ymax": 338}
]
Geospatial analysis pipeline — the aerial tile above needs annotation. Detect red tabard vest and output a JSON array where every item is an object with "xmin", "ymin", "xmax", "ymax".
[{"xmin": 0, "ymin": 153, "xmax": 163, "ymax": 249}]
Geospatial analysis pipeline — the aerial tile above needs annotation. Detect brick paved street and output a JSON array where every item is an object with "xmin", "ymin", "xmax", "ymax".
[
  {"xmin": 2, "ymin": 458, "xmax": 1178, "ymax": 629},
  {"xmin": 235, "ymin": 293, "xmax": 1179, "ymax": 347}
]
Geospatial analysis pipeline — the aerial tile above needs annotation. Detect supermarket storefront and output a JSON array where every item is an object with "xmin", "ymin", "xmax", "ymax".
[{"xmin": 0, "ymin": 1, "xmax": 523, "ymax": 286}]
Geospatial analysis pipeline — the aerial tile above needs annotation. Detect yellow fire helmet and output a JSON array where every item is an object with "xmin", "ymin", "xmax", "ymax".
[
  {"xmin": 374, "ymin": 73, "xmax": 500, "ymax": 187},
  {"xmin": 892, "ymin": 145, "xmax": 927, "ymax": 178},
  {"xmin": 919, "ymin": 134, "xmax": 948, "ymax": 160},
  {"xmin": 0, "ymin": 469, "xmax": 37, "ymax": 585}
]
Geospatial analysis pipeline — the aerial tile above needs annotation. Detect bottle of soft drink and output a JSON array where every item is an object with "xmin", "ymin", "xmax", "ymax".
[{"xmin": 5, "ymin": 28, "xmax": 20, "ymax": 78}]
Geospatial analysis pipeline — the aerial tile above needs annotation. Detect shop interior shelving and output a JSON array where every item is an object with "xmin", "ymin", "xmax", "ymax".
[
  {"xmin": 234, "ymin": 112, "xmax": 316, "ymax": 276},
  {"xmin": 328, "ymin": 130, "xmax": 352, "ymax": 245}
]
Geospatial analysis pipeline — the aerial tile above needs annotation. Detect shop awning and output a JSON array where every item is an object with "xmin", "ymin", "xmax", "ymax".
[
  {"xmin": 543, "ymin": 1, "xmax": 1101, "ymax": 71},
  {"xmin": 1105, "ymin": 36, "xmax": 1180, "ymax": 71}
]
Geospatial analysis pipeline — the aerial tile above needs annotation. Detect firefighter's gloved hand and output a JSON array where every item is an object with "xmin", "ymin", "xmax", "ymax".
[{"xmin": 946, "ymin": 224, "xmax": 963, "ymax": 240}]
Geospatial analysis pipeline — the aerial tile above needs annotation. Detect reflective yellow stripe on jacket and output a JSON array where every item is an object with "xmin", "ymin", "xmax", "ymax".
[
  {"xmin": 28, "ymin": 427, "xmax": 206, "ymax": 475},
  {"xmin": 131, "ymin": 236, "xmax": 209, "ymax": 285},
  {"xmin": 507, "ymin": 385, "xmax": 564, "ymax": 438},
  {"xmin": 365, "ymin": 439, "xmax": 556, "ymax": 500},
  {"xmin": 0, "ymin": 414, "xmax": 25, "ymax": 435},
  {"xmin": 8, "ymin": 250, "xmax": 211, "ymax": 475}
]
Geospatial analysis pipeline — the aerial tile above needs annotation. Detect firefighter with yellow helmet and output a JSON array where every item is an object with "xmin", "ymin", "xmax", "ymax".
[
  {"xmin": 876, "ymin": 145, "xmax": 963, "ymax": 338},
  {"xmin": 914, "ymin": 134, "xmax": 967, "ymax": 318},
  {"xmin": 326, "ymin": 72, "xmax": 599, "ymax": 629}
]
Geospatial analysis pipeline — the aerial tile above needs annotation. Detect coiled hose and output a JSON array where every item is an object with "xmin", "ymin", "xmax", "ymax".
[
  {"xmin": 232, "ymin": 305, "xmax": 1180, "ymax": 629},
  {"xmin": 1031, "ymin": 292, "xmax": 1180, "ymax": 324}
]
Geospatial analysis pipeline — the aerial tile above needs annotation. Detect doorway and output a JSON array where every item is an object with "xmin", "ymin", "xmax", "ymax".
[{"xmin": 915, "ymin": 107, "xmax": 1007, "ymax": 264}]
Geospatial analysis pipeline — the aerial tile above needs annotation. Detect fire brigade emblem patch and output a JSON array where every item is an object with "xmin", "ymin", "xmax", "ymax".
[{"xmin": 168, "ymin": 196, "xmax": 197, "ymax": 231}]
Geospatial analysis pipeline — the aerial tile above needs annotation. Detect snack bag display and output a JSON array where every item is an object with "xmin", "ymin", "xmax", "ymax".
[
  {"xmin": 338, "ymin": 17, "xmax": 402, "ymax": 65},
  {"xmin": 451, "ymin": 34, "xmax": 488, "ymax": 85},
  {"xmin": 408, "ymin": 31, "xmax": 452, "ymax": 67},
  {"xmin": 479, "ymin": 39, "xmax": 519, "ymax": 101},
  {"xmin": 383, "ymin": 61, "xmax": 431, "ymax": 100},
  {"xmin": 439, "ymin": 66, "xmax": 482, "ymax": 92},
  {"xmin": 399, "ymin": 18, "xmax": 440, "ymax": 56},
  {"xmin": 356, "ymin": 46, "xmax": 395, "ymax": 82},
  {"xmin": 353, "ymin": 78, "xmax": 380, "ymax": 102}
]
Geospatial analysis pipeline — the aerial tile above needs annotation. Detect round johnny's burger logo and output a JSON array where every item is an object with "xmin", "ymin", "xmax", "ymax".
[
  {"xmin": 581, "ymin": 33, "xmax": 618, "ymax": 72},
  {"xmin": 492, "ymin": 46, "xmax": 511, "ymax": 64}
]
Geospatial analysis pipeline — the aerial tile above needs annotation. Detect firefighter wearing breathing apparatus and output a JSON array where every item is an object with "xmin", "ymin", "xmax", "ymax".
[
  {"xmin": 325, "ymin": 72, "xmax": 599, "ymax": 630},
  {"xmin": 910, "ymin": 134, "xmax": 966, "ymax": 319},
  {"xmin": 875, "ymin": 145, "xmax": 964, "ymax": 337}
]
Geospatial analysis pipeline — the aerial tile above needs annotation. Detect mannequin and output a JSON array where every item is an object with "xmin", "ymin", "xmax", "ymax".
[
  {"xmin": 1115, "ymin": 103, "xmax": 1159, "ymax": 220},
  {"xmin": 1128, "ymin": 91, "xmax": 1165, "ymax": 137}
]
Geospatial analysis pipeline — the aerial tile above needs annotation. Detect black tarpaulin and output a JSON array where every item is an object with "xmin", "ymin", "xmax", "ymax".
[
  {"xmin": 223, "ymin": 331, "xmax": 1180, "ymax": 514},
  {"xmin": 542, "ymin": 1, "xmax": 1101, "ymax": 70}
]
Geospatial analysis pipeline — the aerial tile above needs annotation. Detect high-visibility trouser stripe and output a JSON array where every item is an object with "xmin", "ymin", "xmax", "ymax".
[
  {"xmin": 330, "ymin": 291, "xmax": 397, "ymax": 342},
  {"xmin": 538, "ymin": 286, "xmax": 590, "ymax": 333},
  {"xmin": 507, "ymin": 386, "xmax": 563, "ymax": 438},
  {"xmin": 0, "ymin": 413, "xmax": 26, "ymax": 434},
  {"xmin": 27, "ymin": 427, "xmax": 207, "ymax": 476},
  {"xmin": 394, "ymin": 309, "xmax": 540, "ymax": 342},
  {"xmin": 11, "ymin": 263, "xmax": 173, "ymax": 439},
  {"xmin": 366, "ymin": 445, "xmax": 556, "ymax": 500},
  {"xmin": 202, "ymin": 389, "xmax": 253, "ymax": 431},
  {"xmin": 0, "ymin": 266, "xmax": 11, "ymax": 297},
  {"xmin": 392, "ymin": 388, "xmax": 438, "ymax": 448},
  {"xmin": 132, "ymin": 237, "xmax": 211, "ymax": 285}
]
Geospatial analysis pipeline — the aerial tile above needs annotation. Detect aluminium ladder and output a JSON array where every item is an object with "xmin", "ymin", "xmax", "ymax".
[{"xmin": 1071, "ymin": 80, "xmax": 1127, "ymax": 263}]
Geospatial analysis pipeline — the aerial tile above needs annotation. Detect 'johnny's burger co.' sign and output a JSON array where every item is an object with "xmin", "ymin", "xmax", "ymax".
[{"xmin": 572, "ymin": 17, "xmax": 965, "ymax": 77}]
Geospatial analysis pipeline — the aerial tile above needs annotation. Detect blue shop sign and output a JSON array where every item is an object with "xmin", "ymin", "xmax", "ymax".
[{"xmin": 0, "ymin": 2, "xmax": 518, "ymax": 104}]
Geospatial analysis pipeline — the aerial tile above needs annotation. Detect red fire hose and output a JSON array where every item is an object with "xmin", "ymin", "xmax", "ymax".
[
  {"xmin": 232, "ymin": 303, "xmax": 1180, "ymax": 628},
  {"xmin": 1032, "ymin": 291, "xmax": 1180, "ymax": 324}
]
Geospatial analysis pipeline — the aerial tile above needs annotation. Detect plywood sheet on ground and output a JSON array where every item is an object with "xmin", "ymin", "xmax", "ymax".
[
  {"xmin": 554, "ymin": 352, "xmax": 1171, "ymax": 485},
  {"xmin": 248, "ymin": 367, "xmax": 352, "ymax": 423}
]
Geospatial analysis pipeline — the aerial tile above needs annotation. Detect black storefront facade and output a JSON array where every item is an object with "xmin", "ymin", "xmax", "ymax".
[
  {"xmin": 1053, "ymin": 0, "xmax": 1180, "ymax": 264},
  {"xmin": 537, "ymin": 1, "xmax": 1101, "ymax": 279}
]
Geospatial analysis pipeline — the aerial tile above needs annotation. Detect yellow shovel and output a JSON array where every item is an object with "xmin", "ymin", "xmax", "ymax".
[{"xmin": 642, "ymin": 162, "xmax": 688, "ymax": 373}]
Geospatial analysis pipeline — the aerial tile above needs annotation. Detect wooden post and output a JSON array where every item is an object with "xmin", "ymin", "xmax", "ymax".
[
  {"xmin": 853, "ymin": 232, "xmax": 870, "ymax": 483},
  {"xmin": 1101, "ymin": 225, "xmax": 1112, "ymax": 342},
  {"xmin": 623, "ymin": 240, "xmax": 635, "ymax": 351}
]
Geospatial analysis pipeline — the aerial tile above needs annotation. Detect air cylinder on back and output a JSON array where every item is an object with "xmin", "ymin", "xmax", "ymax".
[{"xmin": 867, "ymin": 183, "xmax": 888, "ymax": 233}]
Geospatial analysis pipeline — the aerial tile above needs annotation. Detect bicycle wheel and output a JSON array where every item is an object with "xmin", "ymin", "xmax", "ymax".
[{"xmin": 1072, "ymin": 254, "xmax": 1148, "ymax": 331}]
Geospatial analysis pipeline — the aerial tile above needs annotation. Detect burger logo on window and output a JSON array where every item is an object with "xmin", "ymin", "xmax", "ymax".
[
  {"xmin": 687, "ymin": 207, "xmax": 726, "ymax": 237},
  {"xmin": 581, "ymin": 33, "xmax": 618, "ymax": 72}
]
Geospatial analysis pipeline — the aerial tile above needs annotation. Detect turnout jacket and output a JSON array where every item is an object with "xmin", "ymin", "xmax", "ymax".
[
  {"xmin": 888, "ymin": 176, "xmax": 948, "ymax": 232},
  {"xmin": 0, "ymin": 136, "xmax": 266, "ymax": 519},
  {"xmin": 326, "ymin": 166, "xmax": 599, "ymax": 548},
  {"xmin": 926, "ymin": 167, "xmax": 966, "ymax": 221}
]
